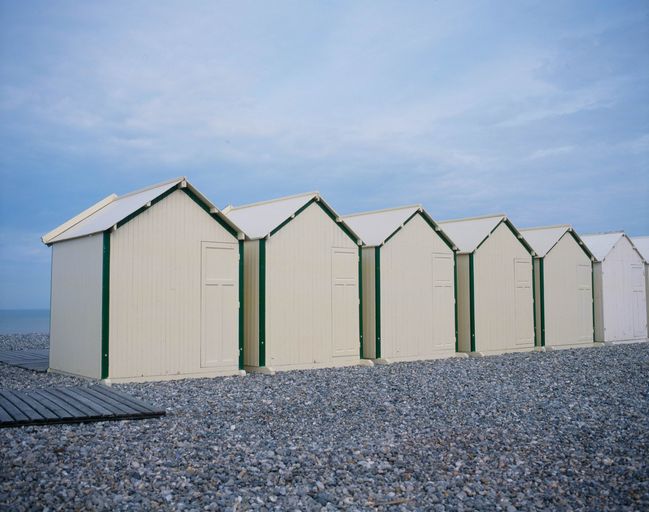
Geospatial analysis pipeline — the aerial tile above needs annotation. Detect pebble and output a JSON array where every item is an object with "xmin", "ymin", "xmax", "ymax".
[{"xmin": 1, "ymin": 335, "xmax": 648, "ymax": 510}]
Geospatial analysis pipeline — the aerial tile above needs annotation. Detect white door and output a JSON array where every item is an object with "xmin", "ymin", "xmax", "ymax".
[
  {"xmin": 201, "ymin": 242, "xmax": 238, "ymax": 368},
  {"xmin": 514, "ymin": 258, "xmax": 533, "ymax": 346},
  {"xmin": 332, "ymin": 248, "xmax": 359, "ymax": 358},
  {"xmin": 576, "ymin": 263, "xmax": 593, "ymax": 341},
  {"xmin": 431, "ymin": 253, "xmax": 455, "ymax": 351},
  {"xmin": 631, "ymin": 263, "xmax": 647, "ymax": 338}
]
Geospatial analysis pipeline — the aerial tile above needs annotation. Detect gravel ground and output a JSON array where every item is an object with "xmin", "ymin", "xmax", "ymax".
[{"xmin": 1, "ymin": 337, "xmax": 648, "ymax": 511}]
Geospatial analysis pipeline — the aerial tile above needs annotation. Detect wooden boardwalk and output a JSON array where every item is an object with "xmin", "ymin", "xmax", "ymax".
[
  {"xmin": 0, "ymin": 385, "xmax": 165, "ymax": 428},
  {"xmin": 0, "ymin": 349, "xmax": 49, "ymax": 372}
]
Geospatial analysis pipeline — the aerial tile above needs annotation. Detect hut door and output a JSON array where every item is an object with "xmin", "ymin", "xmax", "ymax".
[
  {"xmin": 431, "ymin": 253, "xmax": 455, "ymax": 350},
  {"xmin": 332, "ymin": 248, "xmax": 359, "ymax": 358},
  {"xmin": 576, "ymin": 264, "xmax": 593, "ymax": 341},
  {"xmin": 631, "ymin": 263, "xmax": 647, "ymax": 338},
  {"xmin": 514, "ymin": 258, "xmax": 533, "ymax": 346},
  {"xmin": 200, "ymin": 242, "xmax": 238, "ymax": 368}
]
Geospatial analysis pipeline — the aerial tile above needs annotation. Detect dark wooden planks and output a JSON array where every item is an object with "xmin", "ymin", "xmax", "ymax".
[
  {"xmin": 0, "ymin": 349, "xmax": 49, "ymax": 372},
  {"xmin": 0, "ymin": 385, "xmax": 165, "ymax": 428}
]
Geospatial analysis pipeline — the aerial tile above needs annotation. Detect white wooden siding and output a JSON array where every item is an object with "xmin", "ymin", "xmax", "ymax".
[
  {"xmin": 473, "ymin": 222, "xmax": 534, "ymax": 353},
  {"xmin": 537, "ymin": 233, "xmax": 593, "ymax": 346},
  {"xmin": 593, "ymin": 262, "xmax": 605, "ymax": 342},
  {"xmin": 456, "ymin": 254, "xmax": 471, "ymax": 353},
  {"xmin": 265, "ymin": 202, "xmax": 359, "ymax": 370},
  {"xmin": 242, "ymin": 240, "xmax": 260, "ymax": 367},
  {"xmin": 600, "ymin": 237, "xmax": 648, "ymax": 341},
  {"xmin": 108, "ymin": 189, "xmax": 240, "ymax": 380},
  {"xmin": 49, "ymin": 234, "xmax": 103, "ymax": 379},
  {"xmin": 378, "ymin": 214, "xmax": 455, "ymax": 361},
  {"xmin": 361, "ymin": 247, "xmax": 376, "ymax": 359},
  {"xmin": 542, "ymin": 233, "xmax": 593, "ymax": 347}
]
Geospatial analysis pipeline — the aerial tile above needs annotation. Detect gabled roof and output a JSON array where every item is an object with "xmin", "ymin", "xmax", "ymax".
[
  {"xmin": 42, "ymin": 177, "xmax": 242, "ymax": 244},
  {"xmin": 520, "ymin": 225, "xmax": 594, "ymax": 260},
  {"xmin": 581, "ymin": 232, "xmax": 645, "ymax": 263},
  {"xmin": 222, "ymin": 192, "xmax": 361, "ymax": 243},
  {"xmin": 341, "ymin": 205, "xmax": 456, "ymax": 249},
  {"xmin": 631, "ymin": 236, "xmax": 649, "ymax": 263},
  {"xmin": 438, "ymin": 214, "xmax": 534, "ymax": 255}
]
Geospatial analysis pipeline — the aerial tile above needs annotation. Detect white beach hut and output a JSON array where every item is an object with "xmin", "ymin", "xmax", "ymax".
[
  {"xmin": 438, "ymin": 214, "xmax": 536, "ymax": 355},
  {"xmin": 42, "ymin": 177, "xmax": 244, "ymax": 382},
  {"xmin": 581, "ymin": 232, "xmax": 647, "ymax": 343},
  {"xmin": 520, "ymin": 225, "xmax": 595, "ymax": 349},
  {"xmin": 631, "ymin": 236, "xmax": 649, "ymax": 326},
  {"xmin": 342, "ymin": 205, "xmax": 458, "ymax": 363},
  {"xmin": 223, "ymin": 192, "xmax": 365, "ymax": 373}
]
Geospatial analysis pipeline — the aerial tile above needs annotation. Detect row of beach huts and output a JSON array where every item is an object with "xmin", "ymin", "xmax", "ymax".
[{"xmin": 41, "ymin": 177, "xmax": 649, "ymax": 382}]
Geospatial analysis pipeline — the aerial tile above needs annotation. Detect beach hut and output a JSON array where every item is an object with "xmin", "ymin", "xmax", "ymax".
[
  {"xmin": 631, "ymin": 236, "xmax": 649, "ymax": 326},
  {"xmin": 42, "ymin": 177, "xmax": 244, "ymax": 382},
  {"xmin": 520, "ymin": 225, "xmax": 596, "ymax": 349},
  {"xmin": 438, "ymin": 214, "xmax": 536, "ymax": 355},
  {"xmin": 223, "ymin": 192, "xmax": 365, "ymax": 373},
  {"xmin": 581, "ymin": 233, "xmax": 647, "ymax": 342},
  {"xmin": 341, "ymin": 205, "xmax": 457, "ymax": 363}
]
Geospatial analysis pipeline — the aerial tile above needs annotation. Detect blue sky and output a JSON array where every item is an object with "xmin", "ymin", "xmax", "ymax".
[{"xmin": 1, "ymin": 0, "xmax": 648, "ymax": 309}]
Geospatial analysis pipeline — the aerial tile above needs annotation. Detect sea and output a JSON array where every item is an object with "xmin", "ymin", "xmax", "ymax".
[{"xmin": 0, "ymin": 310, "xmax": 50, "ymax": 334}]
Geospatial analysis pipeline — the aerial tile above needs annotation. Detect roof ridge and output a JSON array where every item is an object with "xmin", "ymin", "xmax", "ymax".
[
  {"xmin": 116, "ymin": 176, "xmax": 185, "ymax": 200},
  {"xmin": 342, "ymin": 204, "xmax": 421, "ymax": 218},
  {"xmin": 520, "ymin": 224, "xmax": 571, "ymax": 232},
  {"xmin": 439, "ymin": 213, "xmax": 506, "ymax": 224},
  {"xmin": 226, "ymin": 191, "xmax": 318, "ymax": 211},
  {"xmin": 581, "ymin": 230, "xmax": 624, "ymax": 236}
]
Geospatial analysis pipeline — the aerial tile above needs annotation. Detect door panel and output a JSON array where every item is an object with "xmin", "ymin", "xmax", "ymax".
[
  {"xmin": 514, "ymin": 258, "xmax": 533, "ymax": 346},
  {"xmin": 432, "ymin": 253, "xmax": 455, "ymax": 350},
  {"xmin": 332, "ymin": 248, "xmax": 359, "ymax": 357},
  {"xmin": 201, "ymin": 242, "xmax": 238, "ymax": 368}
]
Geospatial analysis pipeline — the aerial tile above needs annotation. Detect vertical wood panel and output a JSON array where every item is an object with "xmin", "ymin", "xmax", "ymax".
[
  {"xmin": 473, "ymin": 223, "xmax": 534, "ymax": 353},
  {"xmin": 379, "ymin": 214, "xmax": 455, "ymax": 361},
  {"xmin": 109, "ymin": 190, "xmax": 239, "ymax": 380},
  {"xmin": 266, "ymin": 202, "xmax": 359, "ymax": 370},
  {"xmin": 50, "ymin": 235, "xmax": 103, "ymax": 378},
  {"xmin": 542, "ymin": 234, "xmax": 593, "ymax": 346}
]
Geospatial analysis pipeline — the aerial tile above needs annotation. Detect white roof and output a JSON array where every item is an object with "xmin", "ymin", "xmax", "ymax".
[
  {"xmin": 580, "ymin": 232, "xmax": 626, "ymax": 262},
  {"xmin": 519, "ymin": 225, "xmax": 572, "ymax": 258},
  {"xmin": 43, "ymin": 177, "xmax": 240, "ymax": 244},
  {"xmin": 223, "ymin": 192, "xmax": 320, "ymax": 240},
  {"xmin": 342, "ymin": 205, "xmax": 421, "ymax": 246},
  {"xmin": 438, "ymin": 214, "xmax": 506, "ymax": 253},
  {"xmin": 631, "ymin": 236, "xmax": 649, "ymax": 262}
]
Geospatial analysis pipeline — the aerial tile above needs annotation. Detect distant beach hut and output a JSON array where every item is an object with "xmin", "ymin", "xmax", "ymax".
[
  {"xmin": 438, "ymin": 215, "xmax": 536, "ymax": 355},
  {"xmin": 223, "ymin": 192, "xmax": 365, "ymax": 373},
  {"xmin": 520, "ymin": 225, "xmax": 595, "ymax": 349},
  {"xmin": 581, "ymin": 233, "xmax": 647, "ymax": 342},
  {"xmin": 342, "ymin": 205, "xmax": 457, "ymax": 363},
  {"xmin": 42, "ymin": 177, "xmax": 244, "ymax": 382}
]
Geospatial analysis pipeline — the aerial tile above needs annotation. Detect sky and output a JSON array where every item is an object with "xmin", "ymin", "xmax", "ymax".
[{"xmin": 0, "ymin": 0, "xmax": 648, "ymax": 309}]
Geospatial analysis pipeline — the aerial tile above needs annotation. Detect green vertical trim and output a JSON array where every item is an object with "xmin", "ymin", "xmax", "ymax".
[
  {"xmin": 453, "ymin": 252, "xmax": 458, "ymax": 352},
  {"xmin": 591, "ymin": 263, "xmax": 595, "ymax": 342},
  {"xmin": 469, "ymin": 253, "xmax": 476, "ymax": 353},
  {"xmin": 539, "ymin": 258, "xmax": 546, "ymax": 347},
  {"xmin": 532, "ymin": 258, "xmax": 538, "ymax": 347},
  {"xmin": 258, "ymin": 239, "xmax": 266, "ymax": 367},
  {"xmin": 238, "ymin": 240, "xmax": 244, "ymax": 370},
  {"xmin": 358, "ymin": 246, "xmax": 364, "ymax": 358},
  {"xmin": 101, "ymin": 231, "xmax": 110, "ymax": 379},
  {"xmin": 374, "ymin": 247, "xmax": 381, "ymax": 359}
]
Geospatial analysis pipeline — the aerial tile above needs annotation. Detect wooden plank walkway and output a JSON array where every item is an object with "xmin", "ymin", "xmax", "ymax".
[
  {"xmin": 0, "ymin": 385, "xmax": 165, "ymax": 428},
  {"xmin": 0, "ymin": 348, "xmax": 49, "ymax": 372}
]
